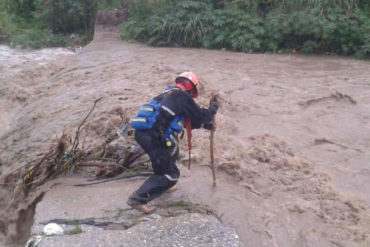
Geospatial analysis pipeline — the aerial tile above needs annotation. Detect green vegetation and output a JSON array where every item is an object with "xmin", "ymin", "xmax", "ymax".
[
  {"xmin": 121, "ymin": 0, "xmax": 370, "ymax": 58},
  {"xmin": 158, "ymin": 200, "xmax": 218, "ymax": 217},
  {"xmin": 0, "ymin": 0, "xmax": 368, "ymax": 58},
  {"xmin": 0, "ymin": 0, "xmax": 99, "ymax": 48},
  {"xmin": 65, "ymin": 221, "xmax": 83, "ymax": 235}
]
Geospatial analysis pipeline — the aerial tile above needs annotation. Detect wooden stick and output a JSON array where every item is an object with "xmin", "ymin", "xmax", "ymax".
[
  {"xmin": 209, "ymin": 95, "xmax": 218, "ymax": 187},
  {"xmin": 76, "ymin": 161, "xmax": 110, "ymax": 167},
  {"xmin": 74, "ymin": 172, "xmax": 153, "ymax": 187}
]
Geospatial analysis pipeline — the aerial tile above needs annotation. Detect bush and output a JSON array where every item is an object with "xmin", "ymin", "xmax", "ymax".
[
  {"xmin": 121, "ymin": 15, "xmax": 149, "ymax": 41},
  {"xmin": 203, "ymin": 9, "xmax": 265, "ymax": 52},
  {"xmin": 122, "ymin": 1, "xmax": 265, "ymax": 52},
  {"xmin": 0, "ymin": 10, "xmax": 18, "ymax": 41},
  {"xmin": 8, "ymin": 28, "xmax": 69, "ymax": 49},
  {"xmin": 0, "ymin": 0, "xmax": 103, "ymax": 48},
  {"xmin": 120, "ymin": 0, "xmax": 370, "ymax": 58},
  {"xmin": 98, "ymin": 0, "xmax": 125, "ymax": 10},
  {"xmin": 264, "ymin": 7, "xmax": 370, "ymax": 57},
  {"xmin": 146, "ymin": 1, "xmax": 214, "ymax": 46},
  {"xmin": 224, "ymin": 0, "xmax": 274, "ymax": 15},
  {"xmin": 6, "ymin": 0, "xmax": 36, "ymax": 20},
  {"xmin": 121, "ymin": 1, "xmax": 214, "ymax": 46},
  {"xmin": 39, "ymin": 0, "xmax": 97, "ymax": 39}
]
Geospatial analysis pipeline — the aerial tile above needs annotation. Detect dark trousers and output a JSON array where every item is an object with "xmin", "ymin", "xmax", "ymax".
[{"xmin": 129, "ymin": 129, "xmax": 180, "ymax": 204}]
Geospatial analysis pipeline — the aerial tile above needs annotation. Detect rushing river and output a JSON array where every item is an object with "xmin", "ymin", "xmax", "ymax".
[{"xmin": 1, "ymin": 27, "xmax": 370, "ymax": 246}]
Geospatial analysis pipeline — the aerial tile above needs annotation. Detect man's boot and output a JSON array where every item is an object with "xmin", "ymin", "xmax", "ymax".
[
  {"xmin": 166, "ymin": 186, "xmax": 177, "ymax": 193},
  {"xmin": 127, "ymin": 198, "xmax": 156, "ymax": 214}
]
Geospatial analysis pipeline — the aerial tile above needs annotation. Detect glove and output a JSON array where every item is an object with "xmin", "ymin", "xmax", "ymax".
[
  {"xmin": 208, "ymin": 101, "xmax": 220, "ymax": 116},
  {"xmin": 203, "ymin": 122, "xmax": 214, "ymax": 130}
]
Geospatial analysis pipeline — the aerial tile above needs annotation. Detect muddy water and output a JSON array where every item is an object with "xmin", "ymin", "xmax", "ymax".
[
  {"xmin": 1, "ymin": 26, "xmax": 370, "ymax": 246},
  {"xmin": 0, "ymin": 45, "xmax": 75, "ymax": 137}
]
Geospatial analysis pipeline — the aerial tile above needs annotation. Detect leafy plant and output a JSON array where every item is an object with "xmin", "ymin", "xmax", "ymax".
[
  {"xmin": 121, "ymin": 16, "xmax": 149, "ymax": 41},
  {"xmin": 224, "ymin": 0, "xmax": 275, "ymax": 15},
  {"xmin": 39, "ymin": 0, "xmax": 97, "ymax": 37},
  {"xmin": 203, "ymin": 10, "xmax": 265, "ymax": 52},
  {"xmin": 274, "ymin": 0, "xmax": 360, "ymax": 14},
  {"xmin": 0, "ymin": 8, "xmax": 18, "ymax": 40},
  {"xmin": 264, "ymin": 7, "xmax": 370, "ymax": 57},
  {"xmin": 0, "ymin": 0, "xmax": 103, "ymax": 48},
  {"xmin": 8, "ymin": 28, "xmax": 69, "ymax": 49},
  {"xmin": 146, "ymin": 1, "xmax": 215, "ymax": 46},
  {"xmin": 120, "ymin": 0, "xmax": 370, "ymax": 58},
  {"xmin": 1, "ymin": 0, "xmax": 369, "ymax": 58},
  {"xmin": 5, "ymin": 0, "xmax": 37, "ymax": 20}
]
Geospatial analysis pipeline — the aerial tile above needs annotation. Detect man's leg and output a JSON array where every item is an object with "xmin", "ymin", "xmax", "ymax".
[
  {"xmin": 129, "ymin": 145, "xmax": 179, "ymax": 202},
  {"xmin": 127, "ymin": 130, "xmax": 180, "ymax": 212}
]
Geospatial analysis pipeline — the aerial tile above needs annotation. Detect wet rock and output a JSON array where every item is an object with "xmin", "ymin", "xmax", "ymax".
[
  {"xmin": 29, "ymin": 177, "xmax": 240, "ymax": 247},
  {"xmin": 37, "ymin": 213, "xmax": 240, "ymax": 247}
]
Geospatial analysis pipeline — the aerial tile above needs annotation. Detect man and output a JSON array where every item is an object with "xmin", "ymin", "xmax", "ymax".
[{"xmin": 128, "ymin": 72, "xmax": 219, "ymax": 213}]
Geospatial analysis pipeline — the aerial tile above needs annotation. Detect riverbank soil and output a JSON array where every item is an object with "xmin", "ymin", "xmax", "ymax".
[{"xmin": 1, "ymin": 26, "xmax": 370, "ymax": 246}]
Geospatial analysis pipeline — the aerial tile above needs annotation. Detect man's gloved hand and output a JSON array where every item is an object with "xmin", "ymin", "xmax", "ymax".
[
  {"xmin": 203, "ymin": 122, "xmax": 214, "ymax": 130},
  {"xmin": 209, "ymin": 101, "xmax": 220, "ymax": 116}
]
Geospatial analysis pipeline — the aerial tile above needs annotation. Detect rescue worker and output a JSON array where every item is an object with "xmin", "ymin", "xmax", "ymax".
[{"xmin": 128, "ymin": 72, "xmax": 219, "ymax": 213}]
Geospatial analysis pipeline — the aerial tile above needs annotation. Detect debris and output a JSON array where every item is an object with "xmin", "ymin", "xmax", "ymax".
[
  {"xmin": 299, "ymin": 91, "xmax": 357, "ymax": 108},
  {"xmin": 76, "ymin": 161, "xmax": 115, "ymax": 167},
  {"xmin": 78, "ymin": 145, "xmax": 147, "ymax": 179},
  {"xmin": 42, "ymin": 218, "xmax": 118, "ymax": 229},
  {"xmin": 241, "ymin": 183, "xmax": 263, "ymax": 197},
  {"xmin": 119, "ymin": 123, "xmax": 129, "ymax": 140},
  {"xmin": 73, "ymin": 171, "xmax": 153, "ymax": 187},
  {"xmin": 314, "ymin": 138, "xmax": 363, "ymax": 153},
  {"xmin": 43, "ymin": 223, "xmax": 64, "ymax": 236},
  {"xmin": 72, "ymin": 97, "xmax": 104, "ymax": 151},
  {"xmin": 25, "ymin": 235, "xmax": 45, "ymax": 247}
]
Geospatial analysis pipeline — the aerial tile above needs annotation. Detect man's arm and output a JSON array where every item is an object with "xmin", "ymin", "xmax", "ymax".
[{"xmin": 182, "ymin": 94, "xmax": 218, "ymax": 129}]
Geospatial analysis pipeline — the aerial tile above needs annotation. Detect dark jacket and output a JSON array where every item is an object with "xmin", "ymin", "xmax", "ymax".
[{"xmin": 153, "ymin": 87, "xmax": 215, "ymax": 133}]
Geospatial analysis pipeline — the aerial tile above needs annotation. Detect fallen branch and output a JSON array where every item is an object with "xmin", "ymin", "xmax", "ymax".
[
  {"xmin": 74, "ymin": 171, "xmax": 153, "ymax": 187},
  {"xmin": 314, "ymin": 138, "xmax": 363, "ymax": 153},
  {"xmin": 72, "ymin": 97, "xmax": 104, "ymax": 151},
  {"xmin": 20, "ymin": 96, "xmax": 104, "ymax": 192},
  {"xmin": 121, "ymin": 145, "xmax": 145, "ymax": 168},
  {"xmin": 76, "ymin": 161, "xmax": 115, "ymax": 167},
  {"xmin": 242, "ymin": 183, "xmax": 263, "ymax": 197},
  {"xmin": 299, "ymin": 91, "xmax": 356, "ymax": 108}
]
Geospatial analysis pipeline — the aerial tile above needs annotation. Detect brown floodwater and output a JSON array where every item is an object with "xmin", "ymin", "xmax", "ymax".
[{"xmin": 1, "ymin": 26, "xmax": 370, "ymax": 246}]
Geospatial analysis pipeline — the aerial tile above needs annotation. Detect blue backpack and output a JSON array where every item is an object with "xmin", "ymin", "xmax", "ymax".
[
  {"xmin": 130, "ymin": 99, "xmax": 161, "ymax": 130},
  {"xmin": 131, "ymin": 87, "xmax": 184, "ymax": 146}
]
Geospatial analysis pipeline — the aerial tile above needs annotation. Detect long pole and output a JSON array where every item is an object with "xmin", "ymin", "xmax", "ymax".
[{"xmin": 209, "ymin": 95, "xmax": 218, "ymax": 187}]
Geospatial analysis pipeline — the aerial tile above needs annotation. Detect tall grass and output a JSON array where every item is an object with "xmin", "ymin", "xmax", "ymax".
[
  {"xmin": 146, "ymin": 1, "xmax": 214, "ymax": 46},
  {"xmin": 277, "ymin": 0, "xmax": 359, "ymax": 13}
]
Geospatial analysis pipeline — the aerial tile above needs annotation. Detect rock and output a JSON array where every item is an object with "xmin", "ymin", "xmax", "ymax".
[
  {"xmin": 43, "ymin": 223, "xmax": 64, "ymax": 235},
  {"xmin": 37, "ymin": 213, "xmax": 240, "ymax": 247},
  {"xmin": 30, "ymin": 177, "xmax": 240, "ymax": 247}
]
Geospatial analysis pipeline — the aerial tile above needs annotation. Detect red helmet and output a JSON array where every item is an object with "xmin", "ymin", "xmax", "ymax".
[{"xmin": 175, "ymin": 72, "xmax": 199, "ymax": 98}]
